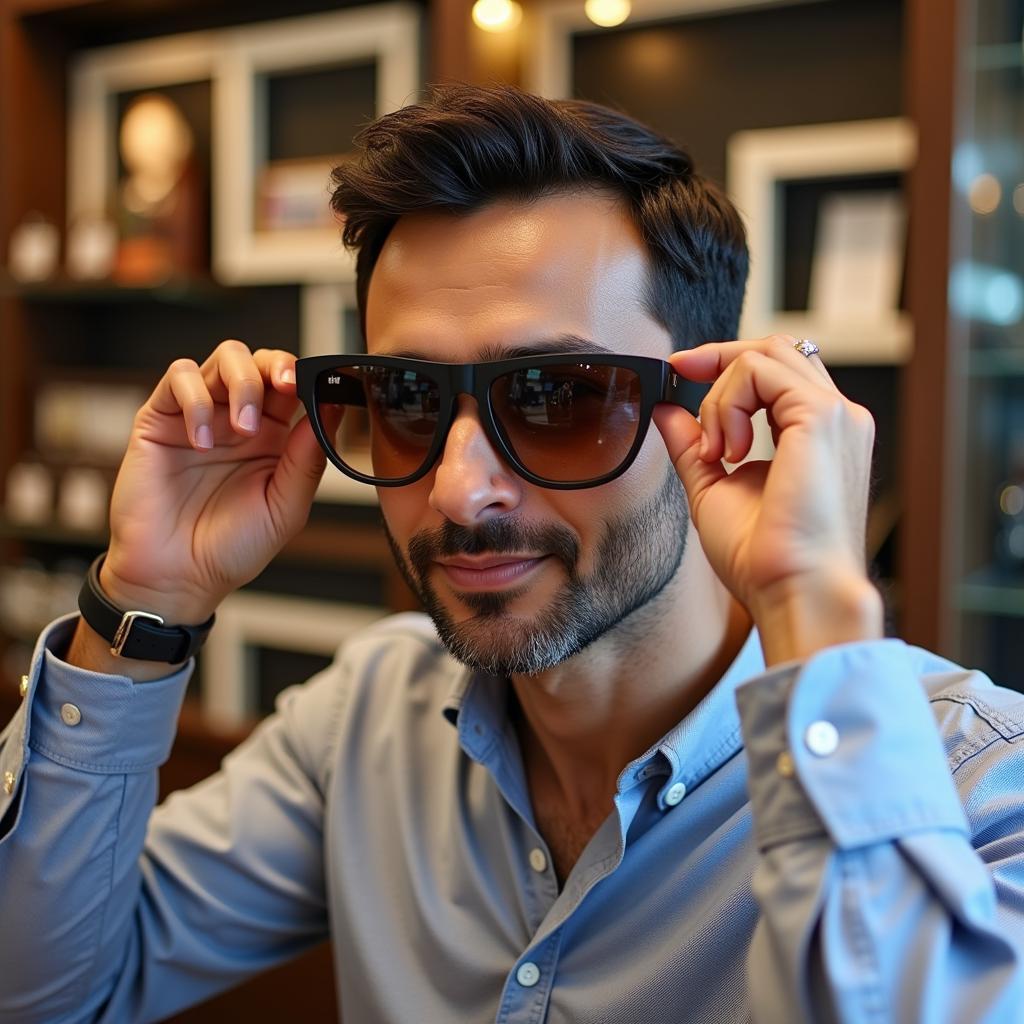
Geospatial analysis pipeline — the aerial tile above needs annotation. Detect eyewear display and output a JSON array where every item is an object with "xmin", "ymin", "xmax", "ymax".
[{"xmin": 295, "ymin": 353, "xmax": 708, "ymax": 490}]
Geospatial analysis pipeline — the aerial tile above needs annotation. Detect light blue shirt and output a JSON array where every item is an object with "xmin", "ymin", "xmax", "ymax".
[{"xmin": 1, "ymin": 611, "xmax": 1023, "ymax": 1023}]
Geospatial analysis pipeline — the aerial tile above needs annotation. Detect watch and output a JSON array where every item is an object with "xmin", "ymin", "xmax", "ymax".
[{"xmin": 77, "ymin": 554, "xmax": 215, "ymax": 663}]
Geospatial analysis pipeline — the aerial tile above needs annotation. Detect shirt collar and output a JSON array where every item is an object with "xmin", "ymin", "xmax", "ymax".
[
  {"xmin": 625, "ymin": 627, "xmax": 765, "ymax": 808},
  {"xmin": 442, "ymin": 664, "xmax": 506, "ymax": 764},
  {"xmin": 442, "ymin": 628, "xmax": 766, "ymax": 791}
]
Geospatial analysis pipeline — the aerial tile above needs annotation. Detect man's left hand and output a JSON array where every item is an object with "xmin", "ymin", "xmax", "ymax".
[{"xmin": 653, "ymin": 334, "xmax": 884, "ymax": 667}]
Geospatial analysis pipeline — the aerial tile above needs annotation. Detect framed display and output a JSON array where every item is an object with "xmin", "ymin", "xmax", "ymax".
[
  {"xmin": 300, "ymin": 283, "xmax": 378, "ymax": 505},
  {"xmin": 67, "ymin": 30, "xmax": 220, "ymax": 280},
  {"xmin": 200, "ymin": 590, "xmax": 387, "ymax": 726},
  {"xmin": 727, "ymin": 117, "xmax": 916, "ymax": 364},
  {"xmin": 214, "ymin": 4, "xmax": 421, "ymax": 284},
  {"xmin": 527, "ymin": 0, "xmax": 794, "ymax": 99},
  {"xmin": 67, "ymin": 5, "xmax": 421, "ymax": 287}
]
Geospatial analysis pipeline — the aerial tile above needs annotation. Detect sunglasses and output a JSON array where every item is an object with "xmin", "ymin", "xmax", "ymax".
[{"xmin": 295, "ymin": 353, "xmax": 708, "ymax": 490}]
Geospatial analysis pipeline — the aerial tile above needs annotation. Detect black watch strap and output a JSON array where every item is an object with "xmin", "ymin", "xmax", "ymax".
[{"xmin": 78, "ymin": 554, "xmax": 215, "ymax": 664}]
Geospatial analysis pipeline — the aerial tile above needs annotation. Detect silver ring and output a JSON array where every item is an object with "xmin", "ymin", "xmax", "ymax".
[{"xmin": 793, "ymin": 338, "xmax": 820, "ymax": 358}]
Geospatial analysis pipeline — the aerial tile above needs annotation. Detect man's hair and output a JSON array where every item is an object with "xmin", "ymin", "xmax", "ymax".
[{"xmin": 329, "ymin": 83, "xmax": 748, "ymax": 348}]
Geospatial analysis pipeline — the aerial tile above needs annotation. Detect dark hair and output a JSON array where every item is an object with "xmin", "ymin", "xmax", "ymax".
[{"xmin": 330, "ymin": 83, "xmax": 748, "ymax": 348}]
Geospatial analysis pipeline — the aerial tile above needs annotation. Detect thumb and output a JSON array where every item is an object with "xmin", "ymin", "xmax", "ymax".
[
  {"xmin": 652, "ymin": 405, "xmax": 728, "ymax": 517},
  {"xmin": 267, "ymin": 413, "xmax": 328, "ymax": 537}
]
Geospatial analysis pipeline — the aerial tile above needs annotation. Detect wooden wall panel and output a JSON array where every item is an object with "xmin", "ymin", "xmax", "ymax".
[{"xmin": 899, "ymin": 0, "xmax": 959, "ymax": 653}]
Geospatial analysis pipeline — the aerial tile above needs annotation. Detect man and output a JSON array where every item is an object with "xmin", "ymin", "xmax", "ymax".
[{"xmin": 1, "ymin": 85, "xmax": 1022, "ymax": 1023}]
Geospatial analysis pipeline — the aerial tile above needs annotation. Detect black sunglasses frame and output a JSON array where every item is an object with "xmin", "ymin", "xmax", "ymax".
[{"xmin": 295, "ymin": 353, "xmax": 709, "ymax": 490}]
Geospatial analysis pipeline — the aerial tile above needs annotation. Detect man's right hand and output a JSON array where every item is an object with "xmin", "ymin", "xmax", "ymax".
[{"xmin": 65, "ymin": 340, "xmax": 329, "ymax": 678}]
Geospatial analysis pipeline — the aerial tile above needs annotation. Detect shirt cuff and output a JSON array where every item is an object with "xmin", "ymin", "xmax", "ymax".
[
  {"xmin": 5, "ymin": 613, "xmax": 194, "ymax": 786},
  {"xmin": 736, "ymin": 638, "xmax": 970, "ymax": 852}
]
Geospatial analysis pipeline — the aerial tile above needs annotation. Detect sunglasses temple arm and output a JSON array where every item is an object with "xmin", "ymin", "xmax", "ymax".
[{"xmin": 659, "ymin": 365, "xmax": 708, "ymax": 417}]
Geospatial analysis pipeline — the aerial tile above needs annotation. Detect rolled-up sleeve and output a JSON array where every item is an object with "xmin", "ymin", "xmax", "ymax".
[{"xmin": 736, "ymin": 639, "xmax": 1024, "ymax": 1023}]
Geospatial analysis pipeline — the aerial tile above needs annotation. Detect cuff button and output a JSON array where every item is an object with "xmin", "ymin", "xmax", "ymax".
[
  {"xmin": 805, "ymin": 720, "xmax": 839, "ymax": 757},
  {"xmin": 3, "ymin": 771, "xmax": 14, "ymax": 795},
  {"xmin": 19, "ymin": 675, "xmax": 29, "ymax": 698},
  {"xmin": 60, "ymin": 703, "xmax": 82, "ymax": 727}
]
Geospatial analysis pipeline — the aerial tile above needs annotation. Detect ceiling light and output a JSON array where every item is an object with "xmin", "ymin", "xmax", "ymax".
[
  {"xmin": 584, "ymin": 0, "xmax": 631, "ymax": 27},
  {"xmin": 472, "ymin": 0, "xmax": 522, "ymax": 32}
]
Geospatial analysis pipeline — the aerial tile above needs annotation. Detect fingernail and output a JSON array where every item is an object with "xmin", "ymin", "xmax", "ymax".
[
  {"xmin": 196, "ymin": 424, "xmax": 213, "ymax": 450},
  {"xmin": 239, "ymin": 404, "xmax": 259, "ymax": 432},
  {"xmin": 281, "ymin": 368, "xmax": 296, "ymax": 384}
]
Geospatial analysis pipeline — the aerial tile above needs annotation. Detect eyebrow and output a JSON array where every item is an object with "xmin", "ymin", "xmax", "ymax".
[{"xmin": 381, "ymin": 334, "xmax": 615, "ymax": 361}]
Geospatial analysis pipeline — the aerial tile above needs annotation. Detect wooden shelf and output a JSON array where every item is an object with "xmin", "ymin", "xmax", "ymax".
[
  {"xmin": 0, "ymin": 515, "xmax": 396, "ymax": 571},
  {"xmin": 1, "ymin": 273, "xmax": 233, "ymax": 308},
  {"xmin": 0, "ymin": 518, "xmax": 107, "ymax": 546}
]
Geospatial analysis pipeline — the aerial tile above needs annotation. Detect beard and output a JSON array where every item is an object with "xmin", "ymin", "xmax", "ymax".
[{"xmin": 382, "ymin": 466, "xmax": 690, "ymax": 678}]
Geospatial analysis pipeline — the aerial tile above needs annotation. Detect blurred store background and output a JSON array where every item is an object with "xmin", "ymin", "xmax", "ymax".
[{"xmin": 0, "ymin": 0, "xmax": 1020, "ymax": 1017}]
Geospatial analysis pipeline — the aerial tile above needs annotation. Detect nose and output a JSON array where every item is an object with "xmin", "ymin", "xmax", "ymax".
[{"xmin": 428, "ymin": 395, "xmax": 523, "ymax": 525}]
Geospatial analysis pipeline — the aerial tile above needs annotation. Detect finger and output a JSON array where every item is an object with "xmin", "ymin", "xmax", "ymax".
[
  {"xmin": 671, "ymin": 334, "xmax": 839, "ymax": 392},
  {"xmin": 791, "ymin": 338, "xmax": 835, "ymax": 386},
  {"xmin": 703, "ymin": 349, "xmax": 839, "ymax": 464},
  {"xmin": 149, "ymin": 358, "xmax": 216, "ymax": 451},
  {"xmin": 251, "ymin": 348, "xmax": 300, "ymax": 425},
  {"xmin": 200, "ymin": 339, "xmax": 266, "ymax": 436},
  {"xmin": 695, "ymin": 359, "xmax": 738, "ymax": 463},
  {"xmin": 652, "ymin": 404, "xmax": 728, "ymax": 521},
  {"xmin": 264, "ymin": 413, "xmax": 328, "ymax": 540}
]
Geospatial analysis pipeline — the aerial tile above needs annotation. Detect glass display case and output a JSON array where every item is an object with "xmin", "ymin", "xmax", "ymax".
[{"xmin": 948, "ymin": 0, "xmax": 1024, "ymax": 688}]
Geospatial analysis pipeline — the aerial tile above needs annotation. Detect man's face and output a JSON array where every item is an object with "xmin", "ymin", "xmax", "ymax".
[{"xmin": 366, "ymin": 191, "xmax": 690, "ymax": 676}]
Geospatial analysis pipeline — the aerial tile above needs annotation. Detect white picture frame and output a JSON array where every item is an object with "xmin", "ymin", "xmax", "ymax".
[
  {"xmin": 728, "ymin": 117, "xmax": 917, "ymax": 364},
  {"xmin": 214, "ymin": 4, "xmax": 422, "ymax": 284},
  {"xmin": 67, "ymin": 5, "xmax": 421, "ymax": 286},
  {"xmin": 201, "ymin": 590, "xmax": 387, "ymax": 727},
  {"xmin": 300, "ymin": 282, "xmax": 379, "ymax": 506}
]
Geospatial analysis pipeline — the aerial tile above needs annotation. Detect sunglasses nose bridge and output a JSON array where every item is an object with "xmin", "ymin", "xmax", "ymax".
[
  {"xmin": 428, "ymin": 363, "xmax": 488, "ymax": 463},
  {"xmin": 450, "ymin": 362, "xmax": 476, "ymax": 400}
]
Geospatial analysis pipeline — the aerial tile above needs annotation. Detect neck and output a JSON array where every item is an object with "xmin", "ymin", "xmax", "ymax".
[{"xmin": 509, "ymin": 522, "xmax": 752, "ymax": 824}]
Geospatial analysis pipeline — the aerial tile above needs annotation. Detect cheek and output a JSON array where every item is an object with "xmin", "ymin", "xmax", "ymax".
[
  {"xmin": 633, "ymin": 417, "xmax": 675, "ymax": 476},
  {"xmin": 559, "ymin": 433, "xmax": 674, "ymax": 564},
  {"xmin": 377, "ymin": 482, "xmax": 433, "ymax": 547}
]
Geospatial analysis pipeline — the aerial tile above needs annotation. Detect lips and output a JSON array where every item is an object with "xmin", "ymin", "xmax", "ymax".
[{"xmin": 435, "ymin": 553, "xmax": 549, "ymax": 589}]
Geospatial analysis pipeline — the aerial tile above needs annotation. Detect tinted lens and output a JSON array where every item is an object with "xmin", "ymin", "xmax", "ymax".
[
  {"xmin": 316, "ymin": 364, "xmax": 441, "ymax": 481},
  {"xmin": 489, "ymin": 363, "xmax": 643, "ymax": 482}
]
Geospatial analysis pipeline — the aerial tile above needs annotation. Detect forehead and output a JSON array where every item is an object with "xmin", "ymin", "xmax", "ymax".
[{"xmin": 364, "ymin": 191, "xmax": 668, "ymax": 359}]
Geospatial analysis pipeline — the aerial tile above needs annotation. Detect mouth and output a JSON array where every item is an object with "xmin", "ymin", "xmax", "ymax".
[{"xmin": 434, "ymin": 554, "xmax": 550, "ymax": 590}]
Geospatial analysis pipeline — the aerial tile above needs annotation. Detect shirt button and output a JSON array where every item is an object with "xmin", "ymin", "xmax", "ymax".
[
  {"xmin": 60, "ymin": 703, "xmax": 82, "ymax": 727},
  {"xmin": 19, "ymin": 675, "xmax": 29, "ymax": 698},
  {"xmin": 516, "ymin": 961, "xmax": 540, "ymax": 988},
  {"xmin": 3, "ymin": 771, "xmax": 14, "ymax": 795},
  {"xmin": 776, "ymin": 750, "xmax": 796, "ymax": 777},
  {"xmin": 529, "ymin": 848, "xmax": 547, "ymax": 873},
  {"xmin": 805, "ymin": 720, "xmax": 839, "ymax": 757},
  {"xmin": 665, "ymin": 781, "xmax": 687, "ymax": 806}
]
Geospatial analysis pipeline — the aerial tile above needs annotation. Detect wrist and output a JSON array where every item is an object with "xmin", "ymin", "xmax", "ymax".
[
  {"xmin": 77, "ymin": 553, "xmax": 217, "ymax": 666},
  {"xmin": 100, "ymin": 557, "xmax": 218, "ymax": 627},
  {"xmin": 67, "ymin": 616, "xmax": 187, "ymax": 680},
  {"xmin": 751, "ymin": 570, "xmax": 884, "ymax": 669}
]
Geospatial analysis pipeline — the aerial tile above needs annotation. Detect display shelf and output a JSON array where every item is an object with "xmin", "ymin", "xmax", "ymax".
[
  {"xmin": 944, "ymin": 0, "xmax": 1024, "ymax": 681},
  {"xmin": 970, "ymin": 41, "xmax": 1024, "ymax": 71},
  {"xmin": 968, "ymin": 347, "xmax": 1024, "ymax": 377},
  {"xmin": 0, "ymin": 518, "xmax": 107, "ymax": 546},
  {"xmin": 955, "ymin": 566, "xmax": 1024, "ymax": 617},
  {"xmin": 0, "ymin": 274, "xmax": 233, "ymax": 307},
  {"xmin": 0, "ymin": 515, "xmax": 396, "ymax": 572}
]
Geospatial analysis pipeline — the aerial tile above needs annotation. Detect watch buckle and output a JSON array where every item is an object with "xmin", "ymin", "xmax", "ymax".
[{"xmin": 111, "ymin": 610, "xmax": 166, "ymax": 657}]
